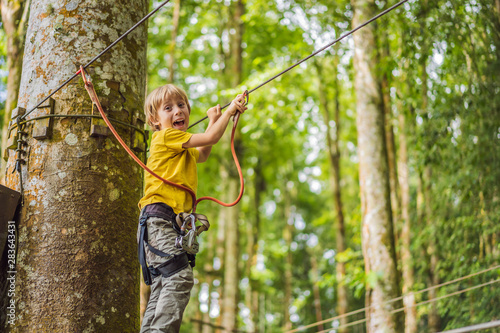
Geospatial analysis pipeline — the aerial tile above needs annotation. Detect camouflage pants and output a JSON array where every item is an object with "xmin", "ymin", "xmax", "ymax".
[{"xmin": 138, "ymin": 216, "xmax": 194, "ymax": 333}]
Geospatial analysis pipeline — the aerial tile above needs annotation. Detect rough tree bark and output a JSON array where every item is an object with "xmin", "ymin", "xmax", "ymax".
[
  {"xmin": 0, "ymin": 0, "xmax": 30, "ymax": 178},
  {"xmin": 315, "ymin": 57, "xmax": 349, "ymax": 332},
  {"xmin": 3, "ymin": 0, "xmax": 148, "ymax": 331},
  {"xmin": 351, "ymin": 0, "xmax": 402, "ymax": 331}
]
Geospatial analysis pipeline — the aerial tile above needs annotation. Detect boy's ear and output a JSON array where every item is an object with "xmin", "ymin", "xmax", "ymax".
[{"xmin": 151, "ymin": 117, "xmax": 161, "ymax": 130}]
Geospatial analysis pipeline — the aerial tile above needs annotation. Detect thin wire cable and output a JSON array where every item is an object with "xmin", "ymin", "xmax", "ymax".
[
  {"xmin": 188, "ymin": 0, "xmax": 409, "ymax": 129},
  {"xmin": 9, "ymin": 114, "xmax": 147, "ymax": 138},
  {"xmin": 437, "ymin": 320, "xmax": 500, "ymax": 333},
  {"xmin": 20, "ymin": 0, "xmax": 172, "ymax": 120},
  {"xmin": 314, "ymin": 278, "xmax": 500, "ymax": 333},
  {"xmin": 287, "ymin": 265, "xmax": 500, "ymax": 333},
  {"xmin": 391, "ymin": 279, "xmax": 500, "ymax": 314}
]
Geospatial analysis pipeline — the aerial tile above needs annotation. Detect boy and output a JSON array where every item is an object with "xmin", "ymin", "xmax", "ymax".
[{"xmin": 137, "ymin": 84, "xmax": 247, "ymax": 332}]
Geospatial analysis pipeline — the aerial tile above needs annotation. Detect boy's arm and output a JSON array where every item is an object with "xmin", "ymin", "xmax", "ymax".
[
  {"xmin": 196, "ymin": 118, "xmax": 216, "ymax": 163},
  {"xmin": 184, "ymin": 94, "xmax": 246, "ymax": 156}
]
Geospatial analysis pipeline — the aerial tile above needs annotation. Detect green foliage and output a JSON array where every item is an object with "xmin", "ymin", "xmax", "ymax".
[
  {"xmin": 145, "ymin": 0, "xmax": 499, "ymax": 331},
  {"xmin": 0, "ymin": 0, "xmax": 494, "ymax": 330}
]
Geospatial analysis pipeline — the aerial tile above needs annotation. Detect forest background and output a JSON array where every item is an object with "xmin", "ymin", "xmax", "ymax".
[{"xmin": 0, "ymin": 0, "xmax": 499, "ymax": 332}]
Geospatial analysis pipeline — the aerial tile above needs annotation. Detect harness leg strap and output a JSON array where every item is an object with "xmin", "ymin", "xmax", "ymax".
[
  {"xmin": 139, "ymin": 214, "xmax": 184, "ymax": 285},
  {"xmin": 138, "ymin": 216, "xmax": 152, "ymax": 286},
  {"xmin": 155, "ymin": 253, "xmax": 190, "ymax": 278}
]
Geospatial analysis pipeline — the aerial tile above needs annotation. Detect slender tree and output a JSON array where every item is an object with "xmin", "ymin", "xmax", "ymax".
[
  {"xmin": 398, "ymin": 106, "xmax": 417, "ymax": 333},
  {"xmin": 310, "ymin": 252, "xmax": 324, "ymax": 332},
  {"xmin": 419, "ymin": 2, "xmax": 441, "ymax": 327},
  {"xmin": 283, "ymin": 178, "xmax": 294, "ymax": 331},
  {"xmin": 314, "ymin": 56, "xmax": 349, "ymax": 332},
  {"xmin": 168, "ymin": 0, "xmax": 181, "ymax": 82},
  {"xmin": 201, "ymin": 230, "xmax": 217, "ymax": 333},
  {"xmin": 380, "ymin": 31, "xmax": 400, "ymax": 251},
  {"xmin": 221, "ymin": 1, "xmax": 245, "ymax": 331},
  {"xmin": 4, "ymin": 0, "xmax": 148, "ymax": 330},
  {"xmin": 351, "ymin": 0, "xmax": 402, "ymax": 331},
  {"xmin": 245, "ymin": 154, "xmax": 264, "ymax": 332},
  {"xmin": 395, "ymin": 31, "xmax": 417, "ymax": 332},
  {"xmin": 423, "ymin": 166, "xmax": 440, "ymax": 331}
]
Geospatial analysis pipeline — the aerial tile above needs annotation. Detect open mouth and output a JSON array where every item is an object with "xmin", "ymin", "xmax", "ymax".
[{"xmin": 173, "ymin": 120, "xmax": 185, "ymax": 128}]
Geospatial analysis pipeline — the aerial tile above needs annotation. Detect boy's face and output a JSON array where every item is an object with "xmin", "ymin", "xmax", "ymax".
[{"xmin": 153, "ymin": 96, "xmax": 190, "ymax": 131}]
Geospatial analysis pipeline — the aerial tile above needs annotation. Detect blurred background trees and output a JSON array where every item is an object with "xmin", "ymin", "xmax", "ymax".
[{"xmin": 1, "ymin": 0, "xmax": 498, "ymax": 331}]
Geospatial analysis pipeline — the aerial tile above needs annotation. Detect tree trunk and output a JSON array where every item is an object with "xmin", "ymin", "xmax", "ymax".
[
  {"xmin": 3, "ymin": 0, "xmax": 148, "ymax": 331},
  {"xmin": 423, "ymin": 166, "xmax": 441, "ymax": 332},
  {"xmin": 221, "ymin": 1, "xmax": 244, "ymax": 331},
  {"xmin": 315, "ymin": 57, "xmax": 349, "ymax": 332},
  {"xmin": 201, "ymin": 277, "xmax": 214, "ymax": 333},
  {"xmin": 230, "ymin": 0, "xmax": 244, "ymax": 85},
  {"xmin": 310, "ymin": 253, "xmax": 324, "ymax": 332},
  {"xmin": 381, "ymin": 41, "xmax": 400, "ymax": 252},
  {"xmin": 495, "ymin": 0, "xmax": 500, "ymax": 26},
  {"xmin": 0, "ymin": 0, "xmax": 30, "ymax": 179},
  {"xmin": 245, "ymin": 155, "xmax": 264, "ymax": 332},
  {"xmin": 201, "ymin": 213, "xmax": 217, "ymax": 333},
  {"xmin": 221, "ymin": 181, "xmax": 240, "ymax": 333},
  {"xmin": 419, "ymin": 34, "xmax": 441, "ymax": 331},
  {"xmin": 168, "ymin": 0, "xmax": 181, "ymax": 82},
  {"xmin": 351, "ymin": 0, "xmax": 402, "ymax": 331},
  {"xmin": 283, "ymin": 180, "xmax": 294, "ymax": 332},
  {"xmin": 398, "ymin": 111, "xmax": 417, "ymax": 333}
]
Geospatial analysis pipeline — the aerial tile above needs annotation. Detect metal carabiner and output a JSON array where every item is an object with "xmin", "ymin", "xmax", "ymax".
[
  {"xmin": 243, "ymin": 90, "xmax": 249, "ymax": 106},
  {"xmin": 180, "ymin": 214, "xmax": 196, "ymax": 234}
]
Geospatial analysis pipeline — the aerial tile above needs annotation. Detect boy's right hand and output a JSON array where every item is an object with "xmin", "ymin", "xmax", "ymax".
[
  {"xmin": 226, "ymin": 93, "xmax": 247, "ymax": 117},
  {"xmin": 207, "ymin": 104, "xmax": 222, "ymax": 123}
]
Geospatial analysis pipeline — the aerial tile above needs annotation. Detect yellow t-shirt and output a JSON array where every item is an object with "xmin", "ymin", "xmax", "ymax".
[{"xmin": 138, "ymin": 128, "xmax": 199, "ymax": 214}]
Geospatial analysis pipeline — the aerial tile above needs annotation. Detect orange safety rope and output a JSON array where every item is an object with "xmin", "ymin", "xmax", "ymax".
[{"xmin": 80, "ymin": 66, "xmax": 245, "ymax": 213}]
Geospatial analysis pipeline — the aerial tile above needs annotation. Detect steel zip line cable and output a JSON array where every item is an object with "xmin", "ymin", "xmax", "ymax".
[
  {"xmin": 287, "ymin": 265, "xmax": 500, "ymax": 333},
  {"xmin": 313, "ymin": 278, "xmax": 500, "ymax": 333},
  {"xmin": 188, "ymin": 0, "xmax": 409, "ymax": 129},
  {"xmin": 20, "ymin": 0, "xmax": 172, "ymax": 120}
]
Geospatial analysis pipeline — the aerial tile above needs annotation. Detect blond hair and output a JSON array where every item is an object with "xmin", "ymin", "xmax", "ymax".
[{"xmin": 144, "ymin": 84, "xmax": 191, "ymax": 131}]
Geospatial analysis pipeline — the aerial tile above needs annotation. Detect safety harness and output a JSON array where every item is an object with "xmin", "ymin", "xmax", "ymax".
[{"xmin": 138, "ymin": 203, "xmax": 210, "ymax": 285}]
